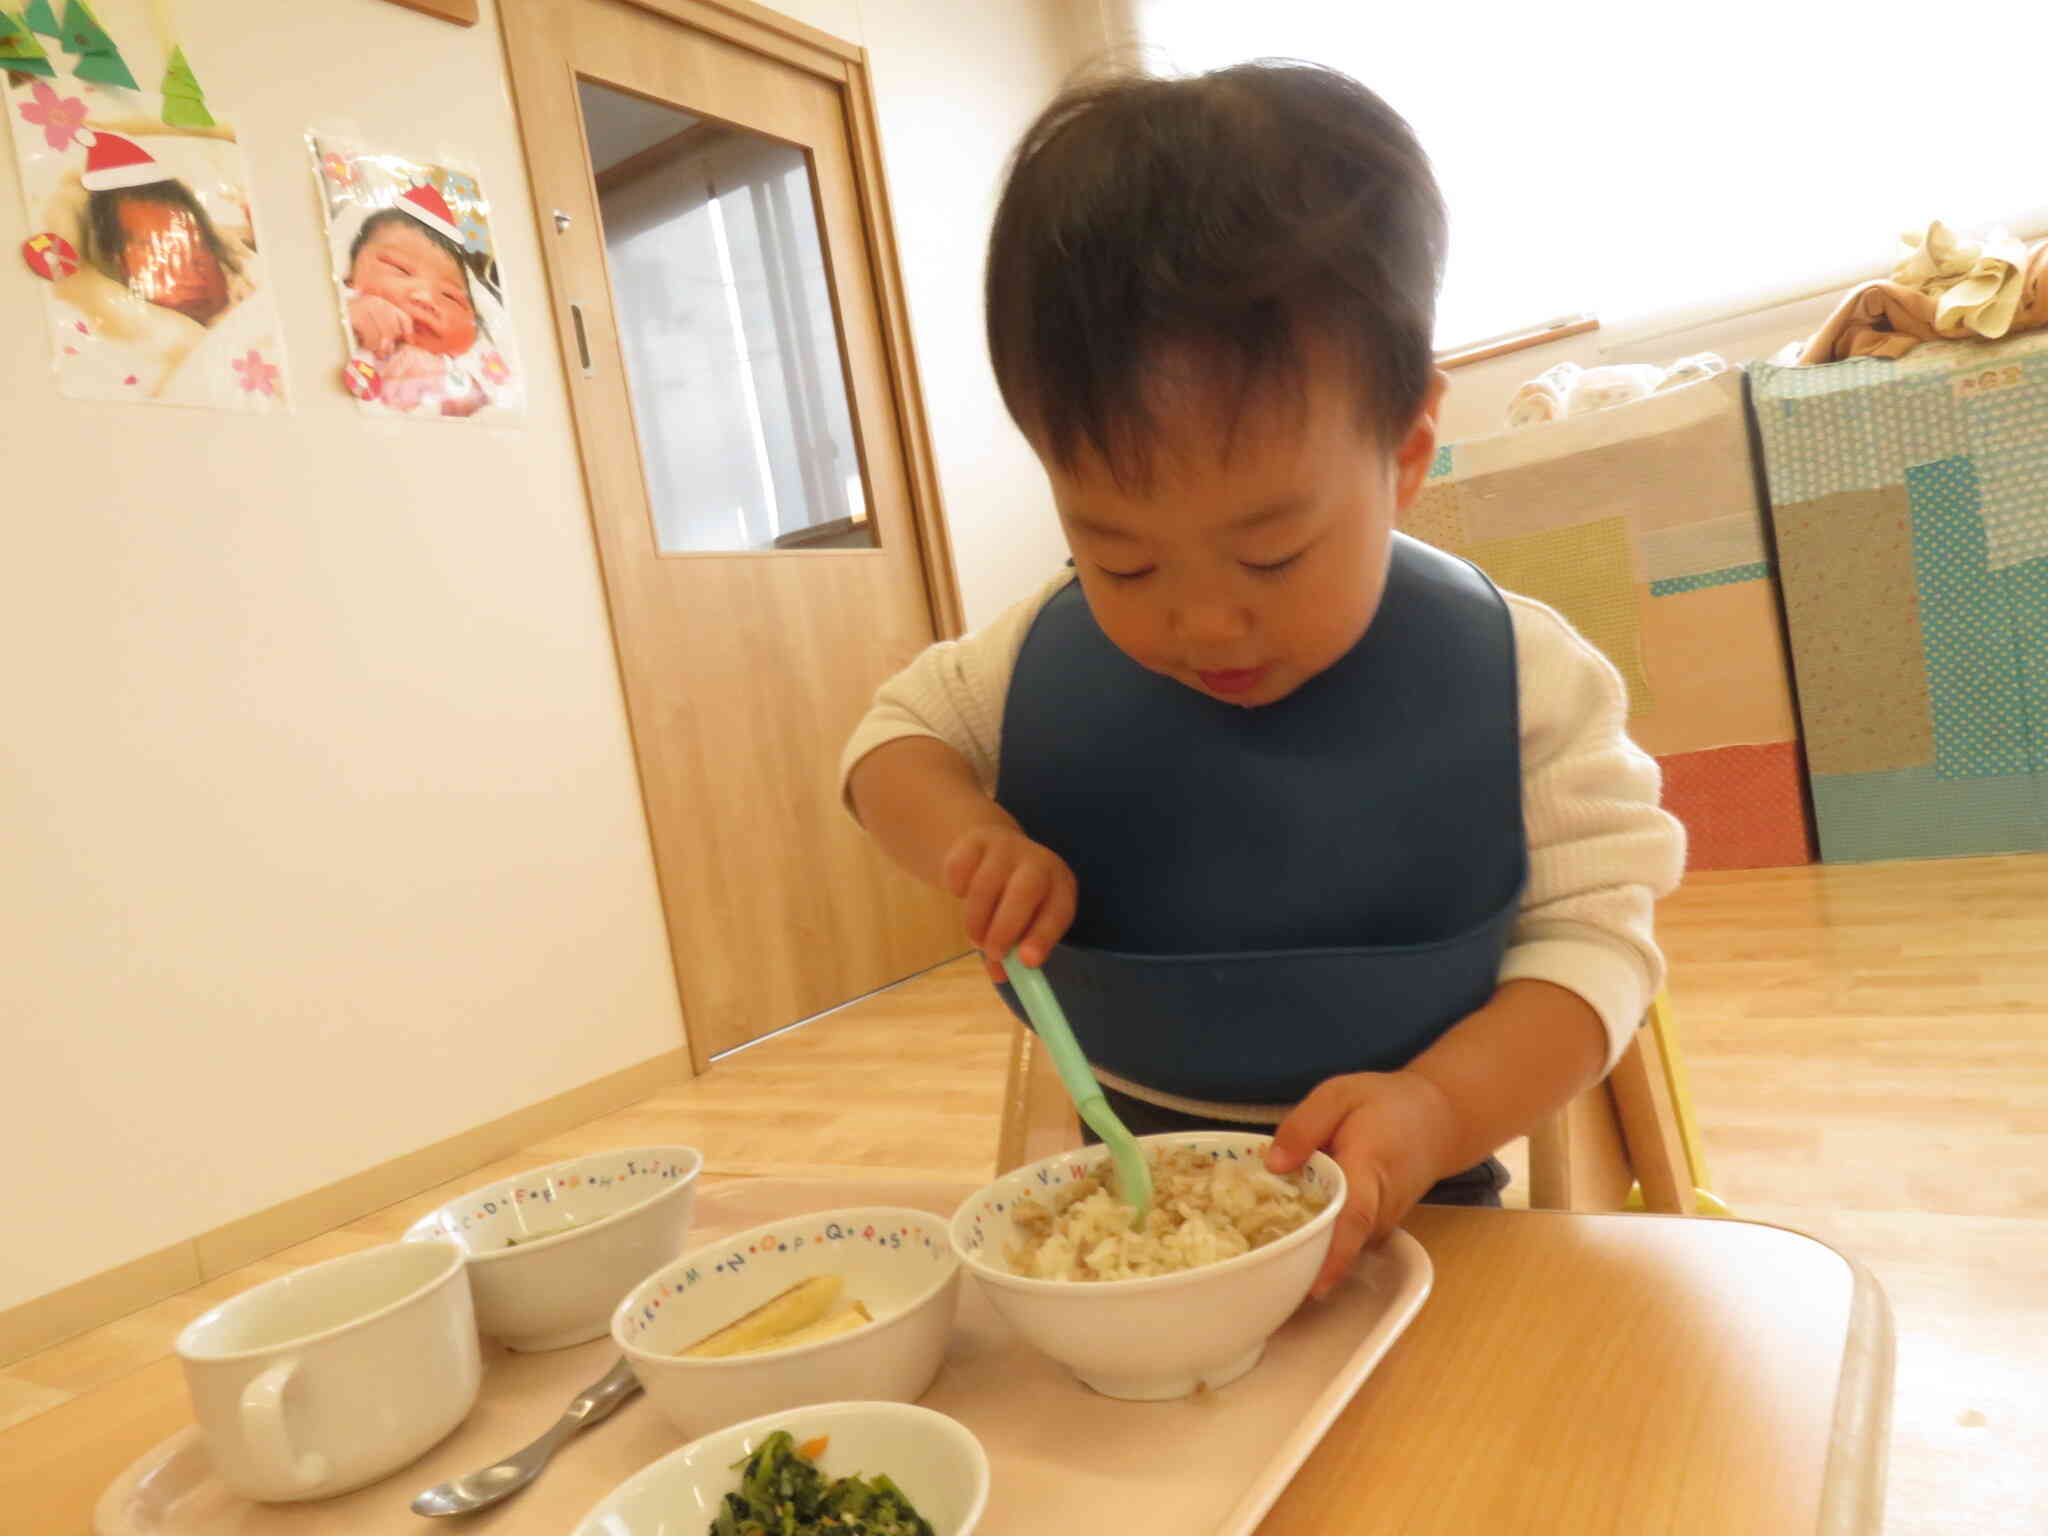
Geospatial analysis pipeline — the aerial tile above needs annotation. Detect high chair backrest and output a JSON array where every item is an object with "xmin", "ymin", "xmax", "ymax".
[
  {"xmin": 994, "ymin": 995, "xmax": 1705, "ymax": 1215},
  {"xmin": 1525, "ymin": 1001, "xmax": 1700, "ymax": 1214}
]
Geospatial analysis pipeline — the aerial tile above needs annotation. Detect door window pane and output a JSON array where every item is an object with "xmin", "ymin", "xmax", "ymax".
[{"xmin": 580, "ymin": 80, "xmax": 874, "ymax": 553}]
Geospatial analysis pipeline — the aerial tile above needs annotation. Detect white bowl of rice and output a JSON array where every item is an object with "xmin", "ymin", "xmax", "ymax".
[{"xmin": 948, "ymin": 1131, "xmax": 1343, "ymax": 1401}]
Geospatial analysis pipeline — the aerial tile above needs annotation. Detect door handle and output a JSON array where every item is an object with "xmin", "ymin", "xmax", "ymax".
[{"xmin": 570, "ymin": 303, "xmax": 593, "ymax": 377}]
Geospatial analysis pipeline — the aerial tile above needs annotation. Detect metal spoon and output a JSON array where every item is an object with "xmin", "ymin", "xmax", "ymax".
[{"xmin": 411, "ymin": 1356, "xmax": 641, "ymax": 1517}]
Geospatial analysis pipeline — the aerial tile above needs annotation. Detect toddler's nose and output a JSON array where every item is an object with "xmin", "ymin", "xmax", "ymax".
[{"xmin": 1174, "ymin": 600, "xmax": 1252, "ymax": 646}]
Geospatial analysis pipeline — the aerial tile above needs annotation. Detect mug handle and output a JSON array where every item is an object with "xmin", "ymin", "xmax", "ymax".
[{"xmin": 240, "ymin": 1359, "xmax": 330, "ymax": 1491}]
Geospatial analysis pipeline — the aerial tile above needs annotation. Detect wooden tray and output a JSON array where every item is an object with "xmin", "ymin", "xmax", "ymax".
[{"xmin": 94, "ymin": 1177, "xmax": 1431, "ymax": 1536}]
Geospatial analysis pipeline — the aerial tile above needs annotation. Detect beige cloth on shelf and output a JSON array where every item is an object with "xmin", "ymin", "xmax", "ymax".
[
  {"xmin": 1799, "ymin": 224, "xmax": 2048, "ymax": 364},
  {"xmin": 1894, "ymin": 220, "xmax": 2030, "ymax": 337},
  {"xmin": 1506, "ymin": 361, "xmax": 1577, "ymax": 427},
  {"xmin": 1505, "ymin": 354, "xmax": 1728, "ymax": 431}
]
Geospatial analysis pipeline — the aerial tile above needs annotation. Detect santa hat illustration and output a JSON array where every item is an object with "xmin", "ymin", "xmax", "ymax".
[
  {"xmin": 79, "ymin": 130, "xmax": 174, "ymax": 193},
  {"xmin": 394, "ymin": 182, "xmax": 463, "ymax": 245}
]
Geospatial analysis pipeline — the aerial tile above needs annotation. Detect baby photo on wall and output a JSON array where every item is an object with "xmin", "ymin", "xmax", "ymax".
[
  {"xmin": 6, "ymin": 72, "xmax": 287, "ymax": 409},
  {"xmin": 308, "ymin": 136, "xmax": 522, "ymax": 420}
]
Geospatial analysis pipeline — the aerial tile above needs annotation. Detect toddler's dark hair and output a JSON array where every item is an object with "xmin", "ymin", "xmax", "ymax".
[{"xmin": 986, "ymin": 60, "xmax": 1446, "ymax": 485}]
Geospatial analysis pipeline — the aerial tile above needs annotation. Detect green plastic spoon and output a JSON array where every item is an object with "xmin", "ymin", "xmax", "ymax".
[{"xmin": 1004, "ymin": 950, "xmax": 1154, "ymax": 1230}]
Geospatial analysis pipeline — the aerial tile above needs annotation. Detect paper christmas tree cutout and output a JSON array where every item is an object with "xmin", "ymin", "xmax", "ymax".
[
  {"xmin": 58, "ymin": 0, "xmax": 136, "ymax": 90},
  {"xmin": 159, "ymin": 44, "xmax": 212, "ymax": 127},
  {"xmin": 22, "ymin": 0, "xmax": 59, "ymax": 37},
  {"xmin": 0, "ymin": 10, "xmax": 58, "ymax": 76}
]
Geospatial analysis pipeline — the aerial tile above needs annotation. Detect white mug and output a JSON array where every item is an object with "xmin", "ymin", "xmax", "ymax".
[{"xmin": 175, "ymin": 1237, "xmax": 481, "ymax": 1502}]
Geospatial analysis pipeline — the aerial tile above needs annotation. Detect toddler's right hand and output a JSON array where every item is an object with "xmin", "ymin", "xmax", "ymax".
[{"xmin": 942, "ymin": 827, "xmax": 1076, "ymax": 981}]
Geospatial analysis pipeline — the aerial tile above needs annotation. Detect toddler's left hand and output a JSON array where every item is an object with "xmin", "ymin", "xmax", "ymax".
[{"xmin": 1265, "ymin": 1070, "xmax": 1455, "ymax": 1300}]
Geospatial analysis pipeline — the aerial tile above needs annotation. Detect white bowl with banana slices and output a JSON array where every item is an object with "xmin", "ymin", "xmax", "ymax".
[{"xmin": 613, "ymin": 1206, "xmax": 961, "ymax": 1441}]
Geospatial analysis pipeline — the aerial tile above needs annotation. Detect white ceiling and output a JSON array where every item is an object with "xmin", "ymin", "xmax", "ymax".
[{"xmin": 578, "ymin": 80, "xmax": 700, "ymax": 174}]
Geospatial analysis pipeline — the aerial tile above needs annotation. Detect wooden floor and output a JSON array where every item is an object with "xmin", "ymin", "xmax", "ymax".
[
  {"xmin": 1655, "ymin": 855, "xmax": 2048, "ymax": 1536},
  {"xmin": 4, "ymin": 853, "xmax": 2044, "ymax": 1533}
]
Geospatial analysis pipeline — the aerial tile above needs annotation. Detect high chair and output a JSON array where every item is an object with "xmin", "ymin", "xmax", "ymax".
[{"xmin": 995, "ymin": 990, "xmax": 1725, "ymax": 1215}]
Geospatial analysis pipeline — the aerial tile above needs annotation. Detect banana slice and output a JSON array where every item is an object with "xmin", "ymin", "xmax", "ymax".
[
  {"xmin": 682, "ymin": 1274, "xmax": 843, "ymax": 1358},
  {"xmin": 753, "ymin": 1300, "xmax": 873, "ymax": 1353}
]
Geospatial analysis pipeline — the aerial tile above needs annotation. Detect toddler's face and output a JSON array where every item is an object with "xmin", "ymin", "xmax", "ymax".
[
  {"xmin": 1046, "ymin": 347, "xmax": 1443, "ymax": 709},
  {"xmin": 350, "ymin": 220, "xmax": 477, "ymax": 356}
]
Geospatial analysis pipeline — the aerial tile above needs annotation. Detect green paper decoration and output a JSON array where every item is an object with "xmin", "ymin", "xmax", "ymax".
[
  {"xmin": 54, "ymin": 0, "xmax": 105, "ymax": 51},
  {"xmin": 0, "ymin": 10, "xmax": 58, "ymax": 76},
  {"xmin": 159, "ymin": 44, "xmax": 212, "ymax": 127},
  {"xmin": 57, "ymin": 0, "xmax": 135, "ymax": 89},
  {"xmin": 22, "ymin": 0, "xmax": 58, "ymax": 37},
  {"xmin": 69, "ymin": 45, "xmax": 135, "ymax": 87}
]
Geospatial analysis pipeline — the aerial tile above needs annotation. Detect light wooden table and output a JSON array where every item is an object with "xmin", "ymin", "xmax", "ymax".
[
  {"xmin": 1276, "ymin": 1207, "xmax": 1893, "ymax": 1534},
  {"xmin": 2, "ymin": 1201, "xmax": 1891, "ymax": 1534}
]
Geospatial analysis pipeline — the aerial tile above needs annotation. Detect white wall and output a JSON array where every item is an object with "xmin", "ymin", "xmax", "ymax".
[
  {"xmin": 0, "ymin": 0, "xmax": 692, "ymax": 1313},
  {"xmin": 0, "ymin": 0, "xmax": 1095, "ymax": 1315},
  {"xmin": 831, "ymin": 0, "xmax": 1088, "ymax": 628}
]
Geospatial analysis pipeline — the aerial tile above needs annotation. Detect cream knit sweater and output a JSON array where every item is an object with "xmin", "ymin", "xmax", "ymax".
[{"xmin": 839, "ymin": 570, "xmax": 1686, "ymax": 1076}]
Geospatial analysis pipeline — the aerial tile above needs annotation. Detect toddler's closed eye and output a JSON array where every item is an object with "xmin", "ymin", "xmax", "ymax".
[{"xmin": 1242, "ymin": 552, "xmax": 1304, "ymax": 574}]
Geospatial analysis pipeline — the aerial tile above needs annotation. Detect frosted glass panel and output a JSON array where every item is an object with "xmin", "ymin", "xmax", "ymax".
[{"xmin": 580, "ymin": 81, "xmax": 873, "ymax": 553}]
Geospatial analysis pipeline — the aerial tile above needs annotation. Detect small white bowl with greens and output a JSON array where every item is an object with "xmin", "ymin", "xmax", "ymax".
[{"xmin": 569, "ymin": 1400, "xmax": 988, "ymax": 1536}]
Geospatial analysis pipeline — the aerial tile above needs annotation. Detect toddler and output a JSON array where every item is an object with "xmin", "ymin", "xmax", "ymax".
[{"xmin": 841, "ymin": 62, "xmax": 1684, "ymax": 1296}]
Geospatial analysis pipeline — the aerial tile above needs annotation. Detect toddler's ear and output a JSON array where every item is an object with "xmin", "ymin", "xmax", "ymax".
[
  {"xmin": 1391, "ymin": 370, "xmax": 1450, "ymax": 512},
  {"xmin": 1422, "ymin": 367, "xmax": 1450, "ymax": 421}
]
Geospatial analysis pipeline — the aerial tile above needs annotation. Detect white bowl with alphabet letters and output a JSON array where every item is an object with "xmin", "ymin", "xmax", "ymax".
[
  {"xmin": 405, "ymin": 1145, "xmax": 702, "ymax": 1351},
  {"xmin": 612, "ymin": 1206, "xmax": 960, "ymax": 1441}
]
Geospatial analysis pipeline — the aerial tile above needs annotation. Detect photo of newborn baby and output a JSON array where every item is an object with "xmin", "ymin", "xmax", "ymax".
[
  {"xmin": 5, "ymin": 74, "xmax": 287, "ymax": 409},
  {"xmin": 309, "ymin": 137, "xmax": 522, "ymax": 420}
]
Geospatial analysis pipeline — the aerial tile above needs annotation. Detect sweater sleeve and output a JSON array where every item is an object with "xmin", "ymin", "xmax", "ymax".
[
  {"xmin": 1496, "ymin": 594, "xmax": 1687, "ymax": 1074},
  {"xmin": 837, "ymin": 570, "xmax": 1072, "ymax": 810}
]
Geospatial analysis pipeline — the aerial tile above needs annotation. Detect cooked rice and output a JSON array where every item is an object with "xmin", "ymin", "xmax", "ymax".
[{"xmin": 1005, "ymin": 1143, "xmax": 1329, "ymax": 1281}]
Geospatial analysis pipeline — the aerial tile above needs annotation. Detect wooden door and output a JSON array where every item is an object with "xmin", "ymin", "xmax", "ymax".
[{"xmin": 502, "ymin": 0, "xmax": 966, "ymax": 1066}]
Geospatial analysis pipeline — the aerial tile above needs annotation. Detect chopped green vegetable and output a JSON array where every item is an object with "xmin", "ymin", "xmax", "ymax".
[{"xmin": 708, "ymin": 1430, "xmax": 936, "ymax": 1536}]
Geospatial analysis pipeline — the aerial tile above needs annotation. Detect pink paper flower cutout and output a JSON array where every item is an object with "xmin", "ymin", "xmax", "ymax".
[
  {"xmin": 321, "ymin": 152, "xmax": 354, "ymax": 190},
  {"xmin": 480, "ymin": 350, "xmax": 510, "ymax": 386},
  {"xmin": 232, "ymin": 349, "xmax": 280, "ymax": 398},
  {"xmin": 18, "ymin": 82, "xmax": 88, "ymax": 152}
]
